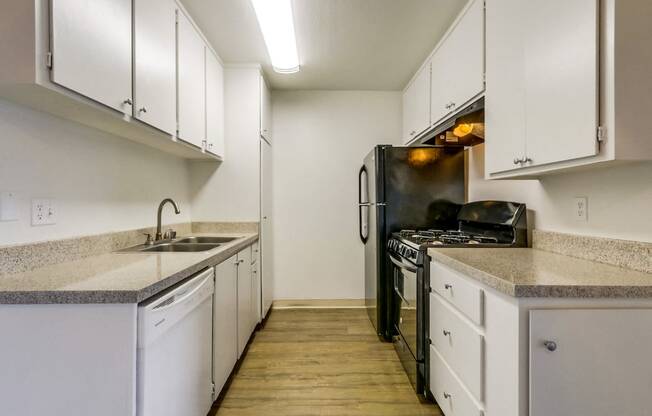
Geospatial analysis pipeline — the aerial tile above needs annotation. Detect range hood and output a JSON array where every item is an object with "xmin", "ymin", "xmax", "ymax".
[{"xmin": 416, "ymin": 97, "xmax": 485, "ymax": 147}]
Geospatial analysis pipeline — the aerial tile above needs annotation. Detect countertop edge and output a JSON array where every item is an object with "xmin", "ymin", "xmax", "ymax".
[
  {"xmin": 428, "ymin": 249, "xmax": 652, "ymax": 299},
  {"xmin": 0, "ymin": 234, "xmax": 259, "ymax": 305}
]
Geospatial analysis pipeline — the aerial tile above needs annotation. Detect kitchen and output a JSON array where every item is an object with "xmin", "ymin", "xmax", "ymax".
[{"xmin": 0, "ymin": 0, "xmax": 651, "ymax": 415}]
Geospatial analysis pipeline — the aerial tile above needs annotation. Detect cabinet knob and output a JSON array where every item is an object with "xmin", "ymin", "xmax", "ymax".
[
  {"xmin": 123, "ymin": 98, "xmax": 132, "ymax": 106},
  {"xmin": 543, "ymin": 340, "xmax": 557, "ymax": 352},
  {"xmin": 443, "ymin": 392, "xmax": 452, "ymax": 399},
  {"xmin": 444, "ymin": 284, "xmax": 453, "ymax": 290},
  {"xmin": 523, "ymin": 157, "xmax": 532, "ymax": 163},
  {"xmin": 443, "ymin": 329, "xmax": 451, "ymax": 337},
  {"xmin": 513, "ymin": 157, "xmax": 522, "ymax": 165},
  {"xmin": 410, "ymin": 130, "xmax": 416, "ymax": 136},
  {"xmin": 138, "ymin": 107, "xmax": 147, "ymax": 114}
]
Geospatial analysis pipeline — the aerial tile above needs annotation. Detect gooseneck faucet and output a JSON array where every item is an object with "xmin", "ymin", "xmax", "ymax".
[{"xmin": 156, "ymin": 198, "xmax": 181, "ymax": 241}]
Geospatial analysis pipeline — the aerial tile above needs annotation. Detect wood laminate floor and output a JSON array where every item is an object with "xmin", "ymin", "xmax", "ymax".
[{"xmin": 212, "ymin": 308, "xmax": 442, "ymax": 416}]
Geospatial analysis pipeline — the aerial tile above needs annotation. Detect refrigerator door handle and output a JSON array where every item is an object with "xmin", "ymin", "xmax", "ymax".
[{"xmin": 358, "ymin": 165, "xmax": 369, "ymax": 243}]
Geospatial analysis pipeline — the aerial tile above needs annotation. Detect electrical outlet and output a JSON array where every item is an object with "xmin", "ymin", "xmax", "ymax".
[
  {"xmin": 573, "ymin": 197, "xmax": 588, "ymax": 222},
  {"xmin": 0, "ymin": 192, "xmax": 18, "ymax": 221},
  {"xmin": 32, "ymin": 198, "xmax": 57, "ymax": 226}
]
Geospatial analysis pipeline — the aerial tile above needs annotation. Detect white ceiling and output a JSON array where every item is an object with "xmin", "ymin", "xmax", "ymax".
[{"xmin": 182, "ymin": 0, "xmax": 467, "ymax": 91}]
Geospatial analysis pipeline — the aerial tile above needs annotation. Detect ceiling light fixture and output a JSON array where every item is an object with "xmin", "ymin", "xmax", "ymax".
[{"xmin": 251, "ymin": 0, "xmax": 300, "ymax": 74}]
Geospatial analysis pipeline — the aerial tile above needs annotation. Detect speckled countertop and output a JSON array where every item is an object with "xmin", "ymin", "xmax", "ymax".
[
  {"xmin": 0, "ymin": 233, "xmax": 258, "ymax": 304},
  {"xmin": 428, "ymin": 248, "xmax": 652, "ymax": 298}
]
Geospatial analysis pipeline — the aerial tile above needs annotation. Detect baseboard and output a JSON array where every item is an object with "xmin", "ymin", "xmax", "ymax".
[{"xmin": 272, "ymin": 299, "xmax": 366, "ymax": 309}]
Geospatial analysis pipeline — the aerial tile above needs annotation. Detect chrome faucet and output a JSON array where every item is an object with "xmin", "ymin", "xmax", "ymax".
[{"xmin": 156, "ymin": 198, "xmax": 181, "ymax": 241}]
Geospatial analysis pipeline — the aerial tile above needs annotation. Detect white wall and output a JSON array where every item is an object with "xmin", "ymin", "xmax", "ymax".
[
  {"xmin": 272, "ymin": 90, "xmax": 402, "ymax": 300},
  {"xmin": 0, "ymin": 99, "xmax": 192, "ymax": 246},
  {"xmin": 189, "ymin": 67, "xmax": 260, "ymax": 222},
  {"xmin": 468, "ymin": 144, "xmax": 652, "ymax": 243}
]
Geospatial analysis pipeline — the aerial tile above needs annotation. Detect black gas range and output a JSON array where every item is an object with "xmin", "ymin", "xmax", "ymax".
[{"xmin": 387, "ymin": 201, "xmax": 528, "ymax": 397}]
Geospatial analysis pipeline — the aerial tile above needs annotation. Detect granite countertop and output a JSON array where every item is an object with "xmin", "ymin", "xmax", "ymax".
[
  {"xmin": 0, "ymin": 233, "xmax": 258, "ymax": 304},
  {"xmin": 428, "ymin": 247, "xmax": 652, "ymax": 298}
]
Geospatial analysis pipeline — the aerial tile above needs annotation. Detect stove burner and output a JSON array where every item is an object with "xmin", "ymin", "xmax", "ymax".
[{"xmin": 395, "ymin": 229, "xmax": 502, "ymax": 247}]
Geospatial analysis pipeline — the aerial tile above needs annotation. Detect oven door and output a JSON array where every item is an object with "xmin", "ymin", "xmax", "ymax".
[{"xmin": 389, "ymin": 252, "xmax": 419, "ymax": 361}]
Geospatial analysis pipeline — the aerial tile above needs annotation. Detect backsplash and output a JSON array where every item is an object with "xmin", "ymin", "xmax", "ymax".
[
  {"xmin": 0, "ymin": 222, "xmax": 258, "ymax": 276},
  {"xmin": 533, "ymin": 230, "xmax": 651, "ymax": 274}
]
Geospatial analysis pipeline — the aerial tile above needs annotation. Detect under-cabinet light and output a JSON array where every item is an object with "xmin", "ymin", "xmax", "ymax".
[{"xmin": 251, "ymin": 0, "xmax": 301, "ymax": 74}]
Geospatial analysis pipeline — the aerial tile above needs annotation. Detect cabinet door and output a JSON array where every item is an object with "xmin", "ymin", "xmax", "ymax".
[
  {"xmin": 213, "ymin": 256, "xmax": 238, "ymax": 397},
  {"xmin": 485, "ymin": 0, "xmax": 527, "ymax": 174},
  {"xmin": 430, "ymin": 48, "xmax": 453, "ymax": 128},
  {"xmin": 260, "ymin": 75, "xmax": 272, "ymax": 142},
  {"xmin": 261, "ymin": 139, "xmax": 274, "ymax": 317},
  {"xmin": 403, "ymin": 63, "xmax": 430, "ymax": 143},
  {"xmin": 523, "ymin": 0, "xmax": 599, "ymax": 167},
  {"xmin": 530, "ymin": 309, "xmax": 652, "ymax": 416},
  {"xmin": 51, "ymin": 0, "xmax": 132, "ymax": 114},
  {"xmin": 446, "ymin": 0, "xmax": 485, "ymax": 111},
  {"xmin": 177, "ymin": 9, "xmax": 206, "ymax": 148},
  {"xmin": 134, "ymin": 0, "xmax": 176, "ymax": 134},
  {"xmin": 236, "ymin": 248, "xmax": 253, "ymax": 358},
  {"xmin": 206, "ymin": 49, "xmax": 225, "ymax": 157}
]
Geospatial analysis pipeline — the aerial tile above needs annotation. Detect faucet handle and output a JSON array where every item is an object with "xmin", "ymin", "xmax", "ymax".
[
  {"xmin": 163, "ymin": 229, "xmax": 177, "ymax": 240},
  {"xmin": 143, "ymin": 233, "xmax": 154, "ymax": 246}
]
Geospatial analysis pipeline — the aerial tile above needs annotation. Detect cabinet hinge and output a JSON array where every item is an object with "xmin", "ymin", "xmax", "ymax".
[
  {"xmin": 46, "ymin": 52, "xmax": 53, "ymax": 69},
  {"xmin": 597, "ymin": 126, "xmax": 606, "ymax": 142}
]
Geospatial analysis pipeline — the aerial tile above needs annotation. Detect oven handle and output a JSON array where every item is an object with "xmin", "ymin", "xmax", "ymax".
[{"xmin": 388, "ymin": 253, "xmax": 418, "ymax": 273}]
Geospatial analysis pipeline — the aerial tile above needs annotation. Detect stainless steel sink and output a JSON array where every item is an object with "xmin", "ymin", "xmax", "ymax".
[
  {"xmin": 174, "ymin": 236, "xmax": 238, "ymax": 244},
  {"xmin": 117, "ymin": 235, "xmax": 242, "ymax": 253},
  {"xmin": 141, "ymin": 243, "xmax": 222, "ymax": 253}
]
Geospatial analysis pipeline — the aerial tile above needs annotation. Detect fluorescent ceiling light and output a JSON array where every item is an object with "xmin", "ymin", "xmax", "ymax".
[{"xmin": 251, "ymin": 0, "xmax": 300, "ymax": 74}]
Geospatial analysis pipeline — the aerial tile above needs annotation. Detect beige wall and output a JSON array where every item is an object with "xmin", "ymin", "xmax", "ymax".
[
  {"xmin": 468, "ymin": 144, "xmax": 652, "ymax": 243},
  {"xmin": 272, "ymin": 90, "xmax": 402, "ymax": 300},
  {"xmin": 0, "ymin": 99, "xmax": 192, "ymax": 246}
]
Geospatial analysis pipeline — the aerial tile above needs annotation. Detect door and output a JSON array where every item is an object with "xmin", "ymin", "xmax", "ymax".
[
  {"xmin": 260, "ymin": 139, "xmax": 274, "ymax": 317},
  {"xmin": 236, "ymin": 248, "xmax": 252, "ymax": 358},
  {"xmin": 260, "ymin": 75, "xmax": 272, "ymax": 142},
  {"xmin": 530, "ymin": 309, "xmax": 652, "ymax": 416},
  {"xmin": 213, "ymin": 257, "xmax": 238, "ymax": 397},
  {"xmin": 177, "ymin": 9, "xmax": 206, "ymax": 148},
  {"xmin": 134, "ymin": 0, "xmax": 176, "ymax": 134},
  {"xmin": 485, "ymin": 0, "xmax": 528, "ymax": 173},
  {"xmin": 50, "ymin": 0, "xmax": 132, "ymax": 114},
  {"xmin": 206, "ymin": 49, "xmax": 225, "ymax": 157},
  {"xmin": 524, "ymin": 0, "xmax": 599, "ymax": 167},
  {"xmin": 403, "ymin": 64, "xmax": 431, "ymax": 143}
]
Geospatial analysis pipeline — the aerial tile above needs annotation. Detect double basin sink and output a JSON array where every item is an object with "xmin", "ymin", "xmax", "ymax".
[{"xmin": 120, "ymin": 236, "xmax": 238, "ymax": 253}]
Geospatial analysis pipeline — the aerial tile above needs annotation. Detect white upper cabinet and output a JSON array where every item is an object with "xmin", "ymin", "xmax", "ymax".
[
  {"xmin": 485, "ymin": 0, "xmax": 527, "ymax": 173},
  {"xmin": 50, "ymin": 0, "xmax": 132, "ymax": 114},
  {"xmin": 205, "ymin": 49, "xmax": 225, "ymax": 158},
  {"xmin": 134, "ymin": 0, "xmax": 177, "ymax": 135},
  {"xmin": 260, "ymin": 75, "xmax": 272, "ymax": 142},
  {"xmin": 402, "ymin": 63, "xmax": 431, "ymax": 143},
  {"xmin": 177, "ymin": 9, "xmax": 206, "ymax": 149},
  {"xmin": 430, "ymin": 0, "xmax": 485, "ymax": 127},
  {"xmin": 523, "ymin": 0, "xmax": 599, "ymax": 167},
  {"xmin": 486, "ymin": 0, "xmax": 652, "ymax": 178}
]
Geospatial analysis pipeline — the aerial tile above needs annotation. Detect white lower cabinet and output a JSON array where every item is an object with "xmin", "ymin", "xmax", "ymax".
[
  {"xmin": 236, "ymin": 246, "xmax": 253, "ymax": 358},
  {"xmin": 213, "ymin": 255, "xmax": 238, "ymax": 398},
  {"xmin": 429, "ymin": 259, "xmax": 652, "ymax": 416},
  {"xmin": 530, "ymin": 309, "xmax": 652, "ymax": 416}
]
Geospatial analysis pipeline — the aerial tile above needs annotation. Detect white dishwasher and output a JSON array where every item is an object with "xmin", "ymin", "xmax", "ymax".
[{"xmin": 137, "ymin": 268, "xmax": 214, "ymax": 416}]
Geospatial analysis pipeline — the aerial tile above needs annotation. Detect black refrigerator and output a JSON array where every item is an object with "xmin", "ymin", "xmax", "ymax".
[{"xmin": 358, "ymin": 145, "xmax": 466, "ymax": 340}]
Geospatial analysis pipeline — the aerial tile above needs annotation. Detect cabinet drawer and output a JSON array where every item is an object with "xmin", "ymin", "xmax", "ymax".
[
  {"xmin": 430, "ymin": 293, "xmax": 484, "ymax": 400},
  {"xmin": 430, "ymin": 345, "xmax": 484, "ymax": 416},
  {"xmin": 431, "ymin": 261, "xmax": 484, "ymax": 325}
]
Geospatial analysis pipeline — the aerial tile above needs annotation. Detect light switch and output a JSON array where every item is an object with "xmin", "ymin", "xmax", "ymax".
[{"xmin": 0, "ymin": 192, "xmax": 18, "ymax": 221}]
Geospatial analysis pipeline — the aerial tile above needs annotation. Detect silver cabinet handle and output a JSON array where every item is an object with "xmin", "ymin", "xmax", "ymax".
[
  {"xmin": 523, "ymin": 157, "xmax": 532, "ymax": 163},
  {"xmin": 443, "ymin": 392, "xmax": 452, "ymax": 399},
  {"xmin": 444, "ymin": 284, "xmax": 453, "ymax": 290},
  {"xmin": 443, "ymin": 329, "xmax": 451, "ymax": 337},
  {"xmin": 513, "ymin": 158, "xmax": 521, "ymax": 165},
  {"xmin": 123, "ymin": 98, "xmax": 132, "ymax": 106},
  {"xmin": 543, "ymin": 340, "xmax": 557, "ymax": 352},
  {"xmin": 138, "ymin": 107, "xmax": 147, "ymax": 114}
]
